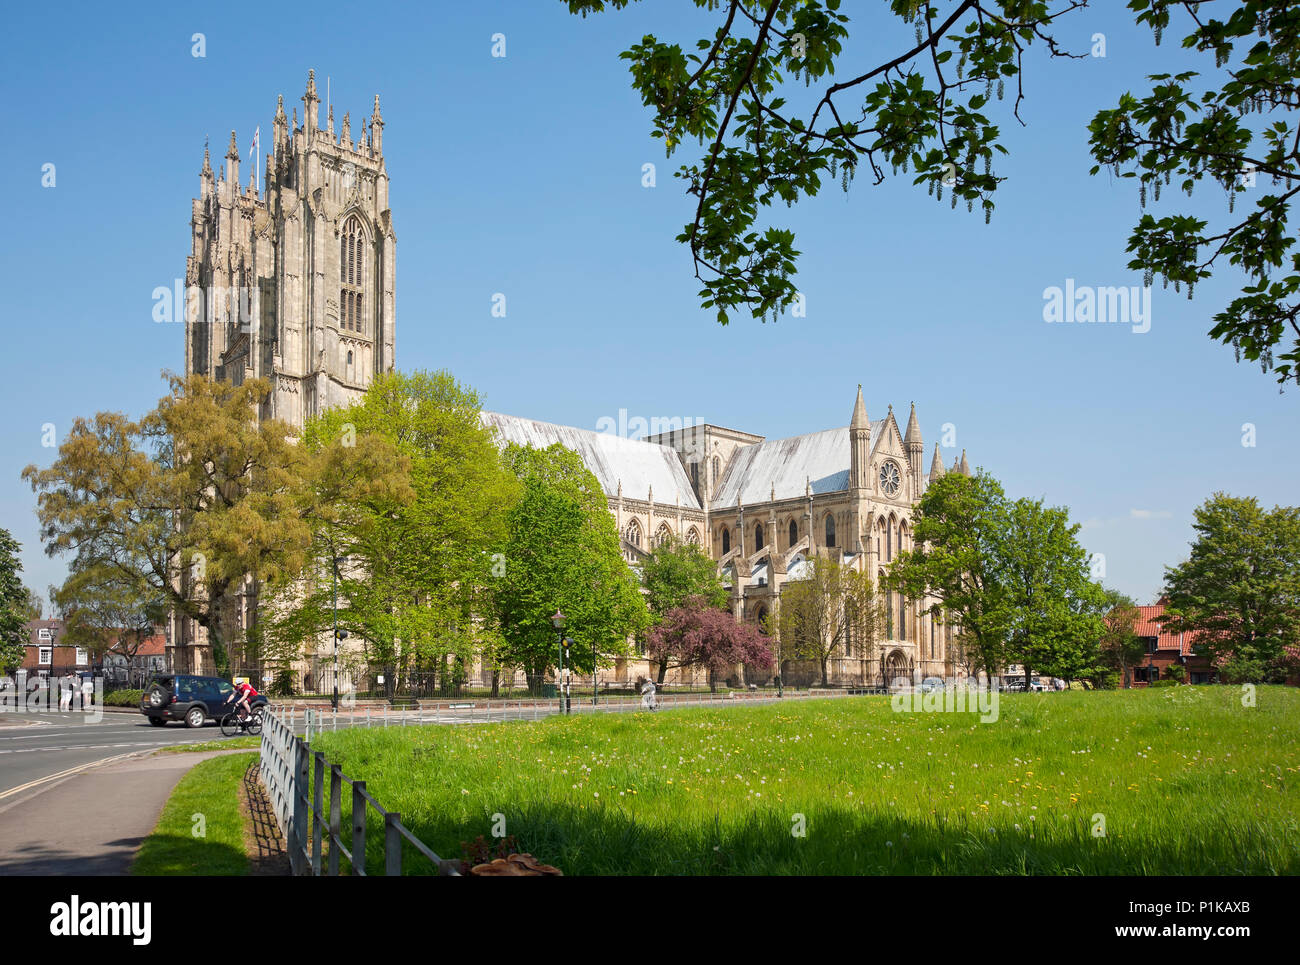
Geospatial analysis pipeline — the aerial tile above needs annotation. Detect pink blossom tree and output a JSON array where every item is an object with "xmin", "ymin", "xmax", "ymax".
[{"xmin": 646, "ymin": 596, "xmax": 774, "ymax": 691}]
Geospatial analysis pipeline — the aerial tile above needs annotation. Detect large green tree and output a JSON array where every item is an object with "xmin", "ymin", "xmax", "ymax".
[
  {"xmin": 281, "ymin": 370, "xmax": 508, "ymax": 691},
  {"xmin": 886, "ymin": 470, "xmax": 1012, "ymax": 680},
  {"xmin": 1160, "ymin": 492, "xmax": 1300, "ymax": 682},
  {"xmin": 23, "ymin": 375, "xmax": 315, "ymax": 674},
  {"xmin": 570, "ymin": 1, "xmax": 1300, "ymax": 383},
  {"xmin": 492, "ymin": 443, "xmax": 649, "ymax": 693},
  {"xmin": 0, "ymin": 529, "xmax": 32, "ymax": 675},
  {"xmin": 996, "ymin": 496, "xmax": 1106, "ymax": 686},
  {"xmin": 640, "ymin": 533, "xmax": 729, "ymax": 619}
]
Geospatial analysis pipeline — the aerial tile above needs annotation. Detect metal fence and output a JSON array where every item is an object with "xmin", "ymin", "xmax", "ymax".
[{"xmin": 259, "ymin": 706, "xmax": 459, "ymax": 876}]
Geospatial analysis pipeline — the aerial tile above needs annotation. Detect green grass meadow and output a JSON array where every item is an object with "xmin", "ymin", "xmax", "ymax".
[
  {"xmin": 307, "ymin": 688, "xmax": 1299, "ymax": 875},
  {"xmin": 132, "ymin": 752, "xmax": 255, "ymax": 876}
]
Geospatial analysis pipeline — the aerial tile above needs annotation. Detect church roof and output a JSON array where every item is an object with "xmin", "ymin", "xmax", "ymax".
[
  {"xmin": 711, "ymin": 422, "xmax": 885, "ymax": 508},
  {"xmin": 481, "ymin": 412, "xmax": 702, "ymax": 511}
]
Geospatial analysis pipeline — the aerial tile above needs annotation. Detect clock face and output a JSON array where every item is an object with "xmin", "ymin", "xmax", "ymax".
[{"xmin": 879, "ymin": 461, "xmax": 901, "ymax": 496}]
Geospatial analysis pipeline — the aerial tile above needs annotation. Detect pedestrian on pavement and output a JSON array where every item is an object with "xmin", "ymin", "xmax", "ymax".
[
  {"xmin": 58, "ymin": 672, "xmax": 74, "ymax": 712},
  {"xmin": 80, "ymin": 673, "xmax": 95, "ymax": 710}
]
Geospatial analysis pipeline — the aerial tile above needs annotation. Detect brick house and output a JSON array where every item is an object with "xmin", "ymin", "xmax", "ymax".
[
  {"xmin": 1130, "ymin": 601, "xmax": 1216, "ymax": 686},
  {"xmin": 19, "ymin": 619, "xmax": 91, "ymax": 679}
]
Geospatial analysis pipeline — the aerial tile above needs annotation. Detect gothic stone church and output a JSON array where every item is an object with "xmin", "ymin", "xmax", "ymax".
[{"xmin": 174, "ymin": 73, "xmax": 966, "ymax": 687}]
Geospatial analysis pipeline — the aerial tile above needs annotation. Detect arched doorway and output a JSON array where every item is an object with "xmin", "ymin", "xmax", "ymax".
[{"xmin": 884, "ymin": 650, "xmax": 910, "ymax": 690}]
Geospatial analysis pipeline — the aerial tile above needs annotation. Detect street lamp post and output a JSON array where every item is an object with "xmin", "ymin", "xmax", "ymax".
[{"xmin": 550, "ymin": 610, "xmax": 566, "ymax": 714}]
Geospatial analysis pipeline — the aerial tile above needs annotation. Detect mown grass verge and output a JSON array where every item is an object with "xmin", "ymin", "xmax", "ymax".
[
  {"xmin": 307, "ymin": 687, "xmax": 1300, "ymax": 875},
  {"xmin": 131, "ymin": 752, "xmax": 256, "ymax": 875}
]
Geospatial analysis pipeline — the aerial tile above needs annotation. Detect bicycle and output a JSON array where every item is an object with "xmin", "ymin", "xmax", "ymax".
[{"xmin": 220, "ymin": 704, "xmax": 263, "ymax": 737}]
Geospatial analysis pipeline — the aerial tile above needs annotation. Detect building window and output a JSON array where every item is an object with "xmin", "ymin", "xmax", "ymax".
[
  {"xmin": 339, "ymin": 215, "xmax": 366, "ymax": 334},
  {"xmin": 788, "ymin": 520, "xmax": 798, "ymax": 547},
  {"xmin": 712, "ymin": 456, "xmax": 721, "ymax": 487},
  {"xmin": 76, "ymin": 648, "xmax": 88, "ymax": 665},
  {"xmin": 39, "ymin": 647, "xmax": 52, "ymax": 665},
  {"xmin": 885, "ymin": 589, "xmax": 894, "ymax": 639},
  {"xmin": 886, "ymin": 519, "xmax": 893, "ymax": 562},
  {"xmin": 898, "ymin": 595, "xmax": 907, "ymax": 641},
  {"xmin": 721, "ymin": 526, "xmax": 730, "ymax": 554},
  {"xmin": 38, "ymin": 627, "xmax": 52, "ymax": 641},
  {"xmin": 626, "ymin": 519, "xmax": 641, "ymax": 548},
  {"xmin": 655, "ymin": 522, "xmax": 672, "ymax": 547},
  {"xmin": 686, "ymin": 527, "xmax": 700, "ymax": 546},
  {"xmin": 755, "ymin": 523, "xmax": 764, "ymax": 550},
  {"xmin": 1143, "ymin": 636, "xmax": 1158, "ymax": 654},
  {"xmin": 825, "ymin": 514, "xmax": 836, "ymax": 548}
]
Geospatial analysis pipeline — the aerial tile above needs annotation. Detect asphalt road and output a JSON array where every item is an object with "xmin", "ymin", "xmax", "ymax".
[{"xmin": 0, "ymin": 711, "xmax": 243, "ymax": 798}]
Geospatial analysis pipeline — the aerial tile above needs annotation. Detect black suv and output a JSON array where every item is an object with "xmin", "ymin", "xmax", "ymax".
[{"xmin": 140, "ymin": 675, "xmax": 268, "ymax": 728}]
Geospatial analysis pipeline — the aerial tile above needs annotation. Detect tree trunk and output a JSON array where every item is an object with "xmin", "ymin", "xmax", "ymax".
[
  {"xmin": 820, "ymin": 656, "xmax": 829, "ymax": 687},
  {"xmin": 490, "ymin": 667, "xmax": 500, "ymax": 698},
  {"xmin": 656, "ymin": 660, "xmax": 667, "ymax": 686}
]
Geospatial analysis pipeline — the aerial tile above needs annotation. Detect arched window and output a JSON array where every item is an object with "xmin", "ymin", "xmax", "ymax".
[
  {"xmin": 886, "ymin": 517, "xmax": 894, "ymax": 562},
  {"xmin": 788, "ymin": 520, "xmax": 798, "ymax": 547},
  {"xmin": 339, "ymin": 215, "xmax": 366, "ymax": 334},
  {"xmin": 755, "ymin": 523, "xmax": 764, "ymax": 550},
  {"xmin": 898, "ymin": 594, "xmax": 907, "ymax": 641},
  {"xmin": 686, "ymin": 527, "xmax": 700, "ymax": 546},
  {"xmin": 721, "ymin": 526, "xmax": 730, "ymax": 554},
  {"xmin": 886, "ymin": 586, "xmax": 894, "ymax": 639},
  {"xmin": 712, "ymin": 456, "xmax": 721, "ymax": 486},
  {"xmin": 755, "ymin": 605, "xmax": 769, "ymax": 633},
  {"xmin": 825, "ymin": 514, "xmax": 836, "ymax": 548},
  {"xmin": 930, "ymin": 611, "xmax": 936, "ymax": 659},
  {"xmin": 654, "ymin": 522, "xmax": 672, "ymax": 547},
  {"xmin": 625, "ymin": 518, "xmax": 641, "ymax": 548}
]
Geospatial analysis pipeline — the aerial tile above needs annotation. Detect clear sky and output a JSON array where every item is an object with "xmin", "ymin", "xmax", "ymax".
[{"xmin": 2, "ymin": 1, "xmax": 1295, "ymax": 607}]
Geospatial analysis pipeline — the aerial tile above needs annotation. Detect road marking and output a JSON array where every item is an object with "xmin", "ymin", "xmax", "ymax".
[{"xmin": 0, "ymin": 748, "xmax": 154, "ymax": 802}]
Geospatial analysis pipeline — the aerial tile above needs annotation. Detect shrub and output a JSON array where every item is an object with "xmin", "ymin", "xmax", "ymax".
[{"xmin": 103, "ymin": 689, "xmax": 144, "ymax": 706}]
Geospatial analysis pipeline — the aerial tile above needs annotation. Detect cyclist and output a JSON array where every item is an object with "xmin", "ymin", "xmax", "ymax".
[{"xmin": 225, "ymin": 679, "xmax": 258, "ymax": 720}]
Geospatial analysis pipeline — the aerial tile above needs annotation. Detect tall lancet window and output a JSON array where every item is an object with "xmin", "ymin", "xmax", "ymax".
[{"xmin": 339, "ymin": 216, "xmax": 366, "ymax": 334}]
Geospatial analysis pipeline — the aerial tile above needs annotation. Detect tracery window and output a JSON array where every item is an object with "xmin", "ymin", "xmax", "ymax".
[{"xmin": 339, "ymin": 215, "xmax": 366, "ymax": 334}]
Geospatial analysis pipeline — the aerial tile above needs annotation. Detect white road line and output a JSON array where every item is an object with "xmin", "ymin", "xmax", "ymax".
[{"xmin": 0, "ymin": 748, "xmax": 154, "ymax": 802}]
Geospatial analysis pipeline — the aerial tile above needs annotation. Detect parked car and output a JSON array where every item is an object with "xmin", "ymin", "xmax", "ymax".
[
  {"xmin": 139, "ymin": 675, "xmax": 268, "ymax": 728},
  {"xmin": 919, "ymin": 677, "xmax": 946, "ymax": 694},
  {"xmin": 1000, "ymin": 678, "xmax": 1026, "ymax": 692}
]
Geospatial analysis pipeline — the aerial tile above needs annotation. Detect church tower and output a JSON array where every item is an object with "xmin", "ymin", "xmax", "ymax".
[{"xmin": 185, "ymin": 71, "xmax": 396, "ymax": 429}]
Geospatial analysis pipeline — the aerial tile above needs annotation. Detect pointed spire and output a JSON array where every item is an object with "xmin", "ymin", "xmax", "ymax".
[
  {"xmin": 341, "ymin": 110, "xmax": 351, "ymax": 145},
  {"xmin": 771, "ymin": 482, "xmax": 776, "ymax": 503},
  {"xmin": 276, "ymin": 94, "xmax": 287, "ymax": 122},
  {"xmin": 370, "ymin": 93, "xmax": 384, "ymax": 155},
  {"xmin": 327, "ymin": 103, "xmax": 335, "ymax": 138},
  {"xmin": 959, "ymin": 450, "xmax": 970, "ymax": 476},
  {"xmin": 302, "ymin": 69, "xmax": 320, "ymax": 132},
  {"xmin": 850, "ymin": 384, "xmax": 869, "ymax": 430},
  {"xmin": 226, "ymin": 129, "xmax": 239, "ymax": 160},
  {"xmin": 201, "ymin": 139, "xmax": 213, "ymax": 178},
  {"xmin": 904, "ymin": 402, "xmax": 922, "ymax": 445},
  {"xmin": 929, "ymin": 443, "xmax": 946, "ymax": 483}
]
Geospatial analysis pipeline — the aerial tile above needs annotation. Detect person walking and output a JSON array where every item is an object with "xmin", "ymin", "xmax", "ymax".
[
  {"xmin": 58, "ymin": 671, "xmax": 74, "ymax": 712},
  {"xmin": 80, "ymin": 672, "xmax": 95, "ymax": 710},
  {"xmin": 640, "ymin": 677, "xmax": 657, "ymax": 712}
]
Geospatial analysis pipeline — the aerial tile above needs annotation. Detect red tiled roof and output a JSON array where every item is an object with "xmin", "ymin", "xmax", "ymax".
[{"xmin": 1134, "ymin": 603, "xmax": 1203, "ymax": 657}]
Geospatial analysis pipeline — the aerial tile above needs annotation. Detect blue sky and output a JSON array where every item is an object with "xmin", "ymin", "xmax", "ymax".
[{"xmin": 2, "ymin": 1, "xmax": 1295, "ymax": 606}]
